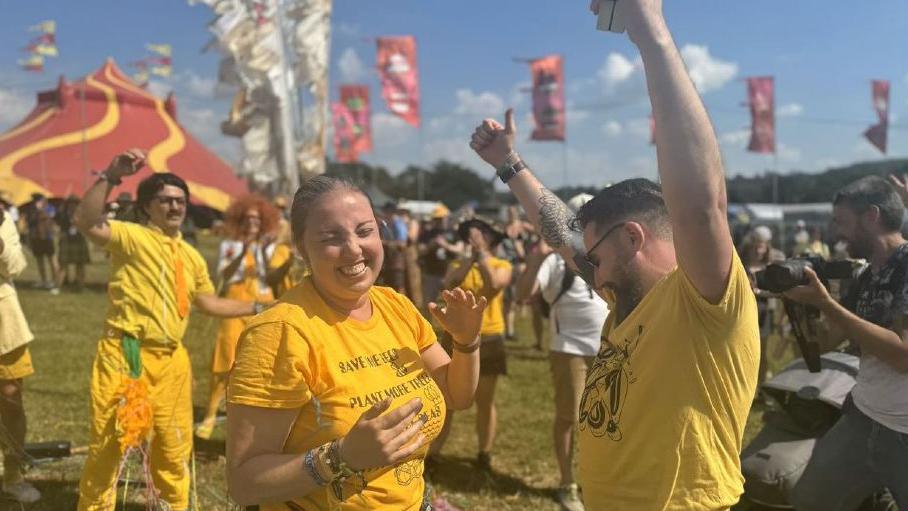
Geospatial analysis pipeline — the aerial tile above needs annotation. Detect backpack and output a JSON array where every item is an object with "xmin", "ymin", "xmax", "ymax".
[{"xmin": 539, "ymin": 254, "xmax": 579, "ymax": 319}]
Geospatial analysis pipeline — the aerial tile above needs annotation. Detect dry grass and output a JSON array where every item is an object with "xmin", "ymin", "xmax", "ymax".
[{"xmin": 7, "ymin": 232, "xmax": 786, "ymax": 510}]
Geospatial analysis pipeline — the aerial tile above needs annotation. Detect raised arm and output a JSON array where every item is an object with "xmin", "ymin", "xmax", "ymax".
[
  {"xmin": 470, "ymin": 111, "xmax": 596, "ymax": 286},
  {"xmin": 611, "ymin": 0, "xmax": 733, "ymax": 301},
  {"xmin": 74, "ymin": 149, "xmax": 147, "ymax": 246}
]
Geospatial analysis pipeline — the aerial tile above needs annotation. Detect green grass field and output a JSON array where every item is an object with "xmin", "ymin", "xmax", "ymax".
[{"xmin": 7, "ymin": 233, "xmax": 784, "ymax": 510}]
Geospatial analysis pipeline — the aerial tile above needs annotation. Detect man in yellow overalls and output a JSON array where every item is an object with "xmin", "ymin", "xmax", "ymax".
[{"xmin": 74, "ymin": 149, "xmax": 265, "ymax": 511}]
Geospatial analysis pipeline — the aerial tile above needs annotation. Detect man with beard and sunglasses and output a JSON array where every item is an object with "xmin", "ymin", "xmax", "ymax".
[
  {"xmin": 468, "ymin": 0, "xmax": 760, "ymax": 509},
  {"xmin": 73, "ymin": 149, "xmax": 264, "ymax": 511},
  {"xmin": 784, "ymin": 176, "xmax": 908, "ymax": 510}
]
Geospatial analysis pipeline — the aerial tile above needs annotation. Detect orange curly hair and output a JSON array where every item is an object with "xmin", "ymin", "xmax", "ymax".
[{"xmin": 223, "ymin": 194, "xmax": 281, "ymax": 240}]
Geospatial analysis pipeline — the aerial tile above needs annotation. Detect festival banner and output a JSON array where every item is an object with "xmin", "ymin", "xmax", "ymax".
[
  {"xmin": 746, "ymin": 76, "xmax": 775, "ymax": 154},
  {"xmin": 376, "ymin": 36, "xmax": 420, "ymax": 127},
  {"xmin": 864, "ymin": 80, "xmax": 890, "ymax": 155},
  {"xmin": 19, "ymin": 54, "xmax": 43, "ymax": 72},
  {"xmin": 529, "ymin": 55, "xmax": 566, "ymax": 141},
  {"xmin": 332, "ymin": 102, "xmax": 359, "ymax": 163},
  {"xmin": 340, "ymin": 85, "xmax": 373, "ymax": 154}
]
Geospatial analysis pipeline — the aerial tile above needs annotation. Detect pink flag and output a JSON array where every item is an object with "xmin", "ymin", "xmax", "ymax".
[
  {"xmin": 529, "ymin": 55, "xmax": 566, "ymax": 141},
  {"xmin": 864, "ymin": 80, "xmax": 890, "ymax": 155},
  {"xmin": 747, "ymin": 77, "xmax": 775, "ymax": 154},
  {"xmin": 332, "ymin": 102, "xmax": 358, "ymax": 163},
  {"xmin": 377, "ymin": 36, "xmax": 420, "ymax": 127},
  {"xmin": 340, "ymin": 85, "xmax": 373, "ymax": 154}
]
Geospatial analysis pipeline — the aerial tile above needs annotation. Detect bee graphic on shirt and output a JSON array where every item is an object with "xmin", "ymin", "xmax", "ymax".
[{"xmin": 578, "ymin": 325, "xmax": 642, "ymax": 441}]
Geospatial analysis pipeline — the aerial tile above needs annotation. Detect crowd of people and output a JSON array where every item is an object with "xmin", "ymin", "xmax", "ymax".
[{"xmin": 0, "ymin": 1, "xmax": 906, "ymax": 510}]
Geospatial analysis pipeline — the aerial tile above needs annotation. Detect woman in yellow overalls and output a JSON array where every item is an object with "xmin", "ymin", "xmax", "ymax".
[{"xmin": 196, "ymin": 194, "xmax": 279, "ymax": 439}]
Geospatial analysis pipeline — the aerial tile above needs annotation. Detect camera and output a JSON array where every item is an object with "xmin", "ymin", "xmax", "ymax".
[{"xmin": 755, "ymin": 256, "xmax": 859, "ymax": 294}]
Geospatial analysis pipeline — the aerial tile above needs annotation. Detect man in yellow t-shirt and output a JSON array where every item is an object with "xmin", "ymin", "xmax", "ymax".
[
  {"xmin": 73, "ymin": 150, "xmax": 265, "ymax": 511},
  {"xmin": 467, "ymin": 1, "xmax": 760, "ymax": 509}
]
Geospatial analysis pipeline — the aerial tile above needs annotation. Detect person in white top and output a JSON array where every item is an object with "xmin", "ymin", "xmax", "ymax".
[
  {"xmin": 516, "ymin": 195, "xmax": 608, "ymax": 511},
  {"xmin": 0, "ymin": 202, "xmax": 41, "ymax": 504},
  {"xmin": 786, "ymin": 176, "xmax": 908, "ymax": 510}
]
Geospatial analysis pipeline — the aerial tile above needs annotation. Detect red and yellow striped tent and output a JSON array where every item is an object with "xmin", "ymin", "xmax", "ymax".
[{"xmin": 0, "ymin": 59, "xmax": 247, "ymax": 210}]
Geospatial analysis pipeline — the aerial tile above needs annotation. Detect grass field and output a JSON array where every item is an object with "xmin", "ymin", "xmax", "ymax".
[{"xmin": 7, "ymin": 233, "xmax": 785, "ymax": 510}]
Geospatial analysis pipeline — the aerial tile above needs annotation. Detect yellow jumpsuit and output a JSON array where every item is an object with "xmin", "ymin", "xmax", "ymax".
[{"xmin": 78, "ymin": 221, "xmax": 215, "ymax": 511}]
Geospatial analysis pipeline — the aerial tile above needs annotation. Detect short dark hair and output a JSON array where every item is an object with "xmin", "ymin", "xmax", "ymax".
[
  {"xmin": 290, "ymin": 175, "xmax": 371, "ymax": 243},
  {"xmin": 833, "ymin": 176, "xmax": 904, "ymax": 233},
  {"xmin": 573, "ymin": 178, "xmax": 671, "ymax": 238},
  {"xmin": 135, "ymin": 173, "xmax": 190, "ymax": 218}
]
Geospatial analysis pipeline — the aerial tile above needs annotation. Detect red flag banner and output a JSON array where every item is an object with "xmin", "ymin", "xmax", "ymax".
[
  {"xmin": 747, "ymin": 77, "xmax": 775, "ymax": 154},
  {"xmin": 377, "ymin": 36, "xmax": 420, "ymax": 127},
  {"xmin": 340, "ymin": 85, "xmax": 373, "ymax": 154},
  {"xmin": 864, "ymin": 80, "xmax": 890, "ymax": 155},
  {"xmin": 332, "ymin": 103, "xmax": 358, "ymax": 163},
  {"xmin": 529, "ymin": 55, "xmax": 566, "ymax": 141}
]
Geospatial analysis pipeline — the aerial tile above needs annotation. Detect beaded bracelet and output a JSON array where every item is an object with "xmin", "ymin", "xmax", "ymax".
[
  {"xmin": 304, "ymin": 449, "xmax": 329, "ymax": 487},
  {"xmin": 452, "ymin": 338, "xmax": 482, "ymax": 354}
]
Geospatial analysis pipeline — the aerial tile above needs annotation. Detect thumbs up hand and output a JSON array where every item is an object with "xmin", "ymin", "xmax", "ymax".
[{"xmin": 470, "ymin": 108, "xmax": 518, "ymax": 170}]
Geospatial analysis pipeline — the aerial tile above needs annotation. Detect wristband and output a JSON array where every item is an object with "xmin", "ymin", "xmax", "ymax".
[
  {"xmin": 497, "ymin": 159, "xmax": 527, "ymax": 184},
  {"xmin": 253, "ymin": 301, "xmax": 265, "ymax": 315},
  {"xmin": 452, "ymin": 338, "xmax": 481, "ymax": 354},
  {"xmin": 304, "ymin": 449, "xmax": 329, "ymax": 486},
  {"xmin": 96, "ymin": 171, "xmax": 122, "ymax": 186}
]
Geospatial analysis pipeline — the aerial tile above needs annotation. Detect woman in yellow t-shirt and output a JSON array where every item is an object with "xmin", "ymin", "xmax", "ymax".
[
  {"xmin": 197, "ymin": 194, "xmax": 280, "ymax": 439},
  {"xmin": 433, "ymin": 218, "xmax": 513, "ymax": 471},
  {"xmin": 226, "ymin": 176, "xmax": 487, "ymax": 511}
]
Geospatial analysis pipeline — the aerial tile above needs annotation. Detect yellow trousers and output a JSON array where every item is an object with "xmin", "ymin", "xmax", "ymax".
[{"xmin": 78, "ymin": 332, "xmax": 193, "ymax": 511}]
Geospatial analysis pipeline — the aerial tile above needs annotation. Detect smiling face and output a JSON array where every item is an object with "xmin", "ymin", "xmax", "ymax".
[
  {"xmin": 143, "ymin": 184, "xmax": 187, "ymax": 234},
  {"xmin": 240, "ymin": 207, "xmax": 262, "ymax": 239},
  {"xmin": 296, "ymin": 188, "xmax": 384, "ymax": 307}
]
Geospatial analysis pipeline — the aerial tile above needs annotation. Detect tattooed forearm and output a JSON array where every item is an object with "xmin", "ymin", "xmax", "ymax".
[{"xmin": 537, "ymin": 188, "xmax": 573, "ymax": 249}]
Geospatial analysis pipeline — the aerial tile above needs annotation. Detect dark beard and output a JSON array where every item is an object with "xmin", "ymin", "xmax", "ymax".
[
  {"xmin": 612, "ymin": 279, "xmax": 646, "ymax": 326},
  {"xmin": 846, "ymin": 236, "xmax": 872, "ymax": 260}
]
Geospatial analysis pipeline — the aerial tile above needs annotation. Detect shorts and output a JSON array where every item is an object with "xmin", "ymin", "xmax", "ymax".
[
  {"xmin": 0, "ymin": 346, "xmax": 34, "ymax": 380},
  {"xmin": 29, "ymin": 238, "xmax": 54, "ymax": 257},
  {"xmin": 440, "ymin": 333, "xmax": 508, "ymax": 376},
  {"xmin": 549, "ymin": 352, "xmax": 594, "ymax": 423},
  {"xmin": 59, "ymin": 236, "xmax": 90, "ymax": 265},
  {"xmin": 479, "ymin": 334, "xmax": 507, "ymax": 376}
]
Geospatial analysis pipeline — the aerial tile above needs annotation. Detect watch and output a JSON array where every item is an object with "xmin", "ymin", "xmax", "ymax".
[{"xmin": 497, "ymin": 159, "xmax": 527, "ymax": 184}]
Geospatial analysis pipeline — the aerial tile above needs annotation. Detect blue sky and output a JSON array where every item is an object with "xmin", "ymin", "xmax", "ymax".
[{"xmin": 2, "ymin": 0, "xmax": 908, "ymax": 189}]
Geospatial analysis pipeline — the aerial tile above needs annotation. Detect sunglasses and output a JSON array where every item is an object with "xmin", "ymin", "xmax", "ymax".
[{"xmin": 584, "ymin": 221, "xmax": 627, "ymax": 267}]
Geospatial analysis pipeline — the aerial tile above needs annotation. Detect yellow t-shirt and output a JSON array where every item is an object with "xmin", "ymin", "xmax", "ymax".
[
  {"xmin": 103, "ymin": 220, "xmax": 215, "ymax": 347},
  {"xmin": 228, "ymin": 278, "xmax": 447, "ymax": 511},
  {"xmin": 578, "ymin": 253, "xmax": 759, "ymax": 511},
  {"xmin": 450, "ymin": 257, "xmax": 511, "ymax": 335}
]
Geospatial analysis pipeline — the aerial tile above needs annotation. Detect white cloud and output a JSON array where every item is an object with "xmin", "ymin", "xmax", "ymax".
[
  {"xmin": 422, "ymin": 137, "xmax": 484, "ymax": 169},
  {"xmin": 185, "ymin": 72, "xmax": 216, "ymax": 98},
  {"xmin": 566, "ymin": 106, "xmax": 590, "ymax": 127},
  {"xmin": 147, "ymin": 80, "xmax": 173, "ymax": 98},
  {"xmin": 603, "ymin": 120, "xmax": 623, "ymax": 137},
  {"xmin": 778, "ymin": 103, "xmax": 804, "ymax": 118},
  {"xmin": 373, "ymin": 113, "xmax": 413, "ymax": 148},
  {"xmin": 778, "ymin": 143, "xmax": 801, "ymax": 163},
  {"xmin": 627, "ymin": 117, "xmax": 653, "ymax": 141},
  {"xmin": 0, "ymin": 88, "xmax": 33, "ymax": 131},
  {"xmin": 453, "ymin": 89, "xmax": 505, "ymax": 117},
  {"xmin": 338, "ymin": 48, "xmax": 366, "ymax": 83},
  {"xmin": 721, "ymin": 129, "xmax": 752, "ymax": 145},
  {"xmin": 598, "ymin": 53, "xmax": 638, "ymax": 87},
  {"xmin": 181, "ymin": 107, "xmax": 241, "ymax": 163},
  {"xmin": 679, "ymin": 44, "xmax": 738, "ymax": 93}
]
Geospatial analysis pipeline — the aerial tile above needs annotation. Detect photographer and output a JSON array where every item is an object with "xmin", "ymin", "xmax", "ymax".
[{"xmin": 784, "ymin": 176, "xmax": 908, "ymax": 510}]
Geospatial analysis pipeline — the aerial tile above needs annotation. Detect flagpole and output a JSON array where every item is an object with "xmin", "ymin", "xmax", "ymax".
[
  {"xmin": 562, "ymin": 140, "xmax": 568, "ymax": 188},
  {"xmin": 417, "ymin": 124, "xmax": 425, "ymax": 201}
]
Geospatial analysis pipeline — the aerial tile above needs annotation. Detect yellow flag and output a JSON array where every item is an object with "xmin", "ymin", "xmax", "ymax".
[
  {"xmin": 29, "ymin": 20, "xmax": 56, "ymax": 34},
  {"xmin": 133, "ymin": 70, "xmax": 149, "ymax": 85},
  {"xmin": 19, "ymin": 54, "xmax": 44, "ymax": 70},
  {"xmin": 151, "ymin": 65, "xmax": 172, "ymax": 77},
  {"xmin": 33, "ymin": 44, "xmax": 58, "ymax": 57},
  {"xmin": 146, "ymin": 43, "xmax": 172, "ymax": 57}
]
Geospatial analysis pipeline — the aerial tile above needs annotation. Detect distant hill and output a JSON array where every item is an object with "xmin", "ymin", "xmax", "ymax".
[{"xmin": 727, "ymin": 159, "xmax": 908, "ymax": 204}]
